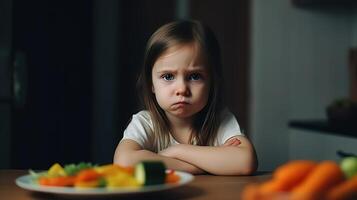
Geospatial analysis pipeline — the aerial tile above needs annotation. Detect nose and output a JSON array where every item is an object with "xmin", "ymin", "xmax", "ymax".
[{"xmin": 175, "ymin": 79, "xmax": 190, "ymax": 96}]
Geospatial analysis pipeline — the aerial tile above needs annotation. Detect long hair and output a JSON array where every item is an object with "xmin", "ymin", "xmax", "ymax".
[{"xmin": 137, "ymin": 20, "xmax": 224, "ymax": 151}]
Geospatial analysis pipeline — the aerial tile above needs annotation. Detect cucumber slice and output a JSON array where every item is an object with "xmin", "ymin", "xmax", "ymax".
[{"xmin": 135, "ymin": 161, "xmax": 166, "ymax": 186}]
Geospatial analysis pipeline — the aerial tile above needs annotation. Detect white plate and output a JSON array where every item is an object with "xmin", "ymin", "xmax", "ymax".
[{"xmin": 15, "ymin": 171, "xmax": 194, "ymax": 196}]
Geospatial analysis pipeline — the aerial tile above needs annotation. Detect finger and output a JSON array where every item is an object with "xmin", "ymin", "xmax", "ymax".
[
  {"xmin": 230, "ymin": 139, "xmax": 241, "ymax": 146},
  {"xmin": 224, "ymin": 139, "xmax": 234, "ymax": 146},
  {"xmin": 231, "ymin": 140, "xmax": 241, "ymax": 146}
]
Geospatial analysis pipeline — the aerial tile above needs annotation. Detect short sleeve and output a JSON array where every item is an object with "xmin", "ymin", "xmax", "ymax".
[
  {"xmin": 215, "ymin": 109, "xmax": 243, "ymax": 146},
  {"xmin": 120, "ymin": 111, "xmax": 154, "ymax": 150}
]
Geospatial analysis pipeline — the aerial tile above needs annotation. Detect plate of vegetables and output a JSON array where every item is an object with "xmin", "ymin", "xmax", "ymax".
[{"xmin": 15, "ymin": 161, "xmax": 194, "ymax": 196}]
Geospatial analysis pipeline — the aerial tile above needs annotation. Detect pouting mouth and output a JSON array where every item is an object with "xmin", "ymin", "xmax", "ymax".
[{"xmin": 173, "ymin": 101, "xmax": 189, "ymax": 105}]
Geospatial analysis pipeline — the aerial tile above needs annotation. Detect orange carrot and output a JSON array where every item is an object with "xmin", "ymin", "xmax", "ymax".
[
  {"xmin": 165, "ymin": 172, "xmax": 180, "ymax": 184},
  {"xmin": 38, "ymin": 176, "xmax": 75, "ymax": 186},
  {"xmin": 274, "ymin": 160, "xmax": 317, "ymax": 181},
  {"xmin": 242, "ymin": 183, "xmax": 292, "ymax": 200},
  {"xmin": 259, "ymin": 160, "xmax": 317, "ymax": 194},
  {"xmin": 75, "ymin": 169, "xmax": 101, "ymax": 183},
  {"xmin": 290, "ymin": 161, "xmax": 345, "ymax": 200},
  {"xmin": 241, "ymin": 184, "xmax": 261, "ymax": 200},
  {"xmin": 259, "ymin": 180, "xmax": 285, "ymax": 194},
  {"xmin": 325, "ymin": 175, "xmax": 357, "ymax": 200}
]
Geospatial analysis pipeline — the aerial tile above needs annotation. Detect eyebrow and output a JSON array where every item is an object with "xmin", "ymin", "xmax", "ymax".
[{"xmin": 155, "ymin": 68, "xmax": 208, "ymax": 74}]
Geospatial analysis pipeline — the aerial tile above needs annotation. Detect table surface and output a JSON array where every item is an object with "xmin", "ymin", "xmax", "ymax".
[{"xmin": 0, "ymin": 170, "xmax": 271, "ymax": 200}]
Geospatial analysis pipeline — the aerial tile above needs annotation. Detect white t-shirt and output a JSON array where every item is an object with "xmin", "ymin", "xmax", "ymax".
[{"xmin": 120, "ymin": 109, "xmax": 243, "ymax": 152}]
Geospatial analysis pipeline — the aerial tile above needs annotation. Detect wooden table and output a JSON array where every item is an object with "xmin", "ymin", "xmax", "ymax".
[{"xmin": 0, "ymin": 170, "xmax": 271, "ymax": 200}]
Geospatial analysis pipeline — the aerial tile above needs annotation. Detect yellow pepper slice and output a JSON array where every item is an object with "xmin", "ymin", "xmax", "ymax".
[{"xmin": 48, "ymin": 163, "xmax": 66, "ymax": 177}]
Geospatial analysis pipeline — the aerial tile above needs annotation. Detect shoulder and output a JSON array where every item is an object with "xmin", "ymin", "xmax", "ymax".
[
  {"xmin": 215, "ymin": 108, "xmax": 243, "ymax": 145},
  {"xmin": 131, "ymin": 110, "xmax": 152, "ymax": 125},
  {"xmin": 121, "ymin": 110, "xmax": 155, "ymax": 150},
  {"xmin": 124, "ymin": 110, "xmax": 153, "ymax": 135},
  {"xmin": 133, "ymin": 110, "xmax": 151, "ymax": 118},
  {"xmin": 219, "ymin": 108, "xmax": 238, "ymax": 126},
  {"xmin": 220, "ymin": 108, "xmax": 234, "ymax": 120}
]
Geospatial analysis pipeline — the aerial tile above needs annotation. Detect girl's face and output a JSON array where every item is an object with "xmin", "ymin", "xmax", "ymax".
[{"xmin": 151, "ymin": 43, "xmax": 210, "ymax": 120}]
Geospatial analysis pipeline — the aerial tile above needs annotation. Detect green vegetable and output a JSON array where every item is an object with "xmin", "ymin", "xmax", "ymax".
[
  {"xmin": 64, "ymin": 162, "xmax": 94, "ymax": 176},
  {"xmin": 135, "ymin": 161, "xmax": 166, "ymax": 186},
  {"xmin": 97, "ymin": 178, "xmax": 107, "ymax": 187},
  {"xmin": 340, "ymin": 157, "xmax": 357, "ymax": 179}
]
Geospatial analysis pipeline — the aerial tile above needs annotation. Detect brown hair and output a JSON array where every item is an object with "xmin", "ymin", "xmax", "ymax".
[{"xmin": 137, "ymin": 20, "xmax": 223, "ymax": 151}]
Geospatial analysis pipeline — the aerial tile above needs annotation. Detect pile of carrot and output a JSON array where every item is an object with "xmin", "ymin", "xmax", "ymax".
[{"xmin": 241, "ymin": 160, "xmax": 357, "ymax": 200}]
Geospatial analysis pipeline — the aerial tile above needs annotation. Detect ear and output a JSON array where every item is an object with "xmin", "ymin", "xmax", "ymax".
[{"xmin": 151, "ymin": 85, "xmax": 155, "ymax": 93}]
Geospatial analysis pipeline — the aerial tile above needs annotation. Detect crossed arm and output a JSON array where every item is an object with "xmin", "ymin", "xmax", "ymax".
[{"xmin": 113, "ymin": 136, "xmax": 257, "ymax": 175}]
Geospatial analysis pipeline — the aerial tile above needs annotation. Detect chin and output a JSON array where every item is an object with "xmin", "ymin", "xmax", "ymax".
[{"xmin": 170, "ymin": 110, "xmax": 195, "ymax": 118}]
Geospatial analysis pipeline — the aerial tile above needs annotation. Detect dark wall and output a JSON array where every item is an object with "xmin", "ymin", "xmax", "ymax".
[{"xmin": 11, "ymin": 0, "xmax": 93, "ymax": 169}]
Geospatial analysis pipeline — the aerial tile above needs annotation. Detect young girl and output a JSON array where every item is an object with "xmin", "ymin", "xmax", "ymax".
[{"xmin": 114, "ymin": 20, "xmax": 257, "ymax": 175}]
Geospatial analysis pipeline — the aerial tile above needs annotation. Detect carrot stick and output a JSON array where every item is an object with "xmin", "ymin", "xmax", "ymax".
[
  {"xmin": 290, "ymin": 161, "xmax": 345, "ymax": 200},
  {"xmin": 38, "ymin": 176, "xmax": 75, "ymax": 186},
  {"xmin": 325, "ymin": 175, "xmax": 357, "ymax": 200},
  {"xmin": 75, "ymin": 169, "xmax": 101, "ymax": 183},
  {"xmin": 274, "ymin": 160, "xmax": 317, "ymax": 181},
  {"xmin": 165, "ymin": 172, "xmax": 180, "ymax": 184},
  {"xmin": 241, "ymin": 184, "xmax": 261, "ymax": 200},
  {"xmin": 259, "ymin": 180, "xmax": 286, "ymax": 194},
  {"xmin": 260, "ymin": 160, "xmax": 317, "ymax": 194}
]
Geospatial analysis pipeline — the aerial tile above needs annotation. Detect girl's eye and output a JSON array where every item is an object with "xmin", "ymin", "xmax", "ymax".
[
  {"xmin": 162, "ymin": 74, "xmax": 174, "ymax": 81},
  {"xmin": 188, "ymin": 73, "xmax": 202, "ymax": 81}
]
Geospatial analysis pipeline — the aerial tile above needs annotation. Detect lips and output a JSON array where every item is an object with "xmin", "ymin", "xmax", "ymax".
[
  {"xmin": 171, "ymin": 101, "xmax": 189, "ymax": 109},
  {"xmin": 173, "ymin": 101, "xmax": 189, "ymax": 105}
]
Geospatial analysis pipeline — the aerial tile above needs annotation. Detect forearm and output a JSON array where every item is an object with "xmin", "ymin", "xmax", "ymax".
[
  {"xmin": 114, "ymin": 149, "xmax": 205, "ymax": 174},
  {"xmin": 173, "ymin": 145, "xmax": 257, "ymax": 175}
]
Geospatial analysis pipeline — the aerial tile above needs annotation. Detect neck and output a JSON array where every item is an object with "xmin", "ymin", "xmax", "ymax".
[
  {"xmin": 166, "ymin": 113, "xmax": 194, "ymax": 129},
  {"xmin": 165, "ymin": 113, "xmax": 195, "ymax": 144}
]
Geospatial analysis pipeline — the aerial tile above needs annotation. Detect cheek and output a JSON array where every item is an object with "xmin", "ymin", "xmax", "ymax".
[
  {"xmin": 151, "ymin": 80, "xmax": 161, "ymax": 94},
  {"xmin": 153, "ymin": 86, "xmax": 168, "ymax": 104}
]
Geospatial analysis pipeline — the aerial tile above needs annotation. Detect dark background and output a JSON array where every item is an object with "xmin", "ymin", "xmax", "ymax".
[{"xmin": 0, "ymin": 0, "xmax": 250, "ymax": 169}]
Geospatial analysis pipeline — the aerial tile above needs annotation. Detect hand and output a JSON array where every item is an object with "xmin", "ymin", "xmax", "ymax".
[{"xmin": 223, "ymin": 138, "xmax": 241, "ymax": 147}]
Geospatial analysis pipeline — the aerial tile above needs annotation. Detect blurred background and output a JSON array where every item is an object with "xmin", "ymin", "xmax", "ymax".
[{"xmin": 0, "ymin": 0, "xmax": 356, "ymax": 171}]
